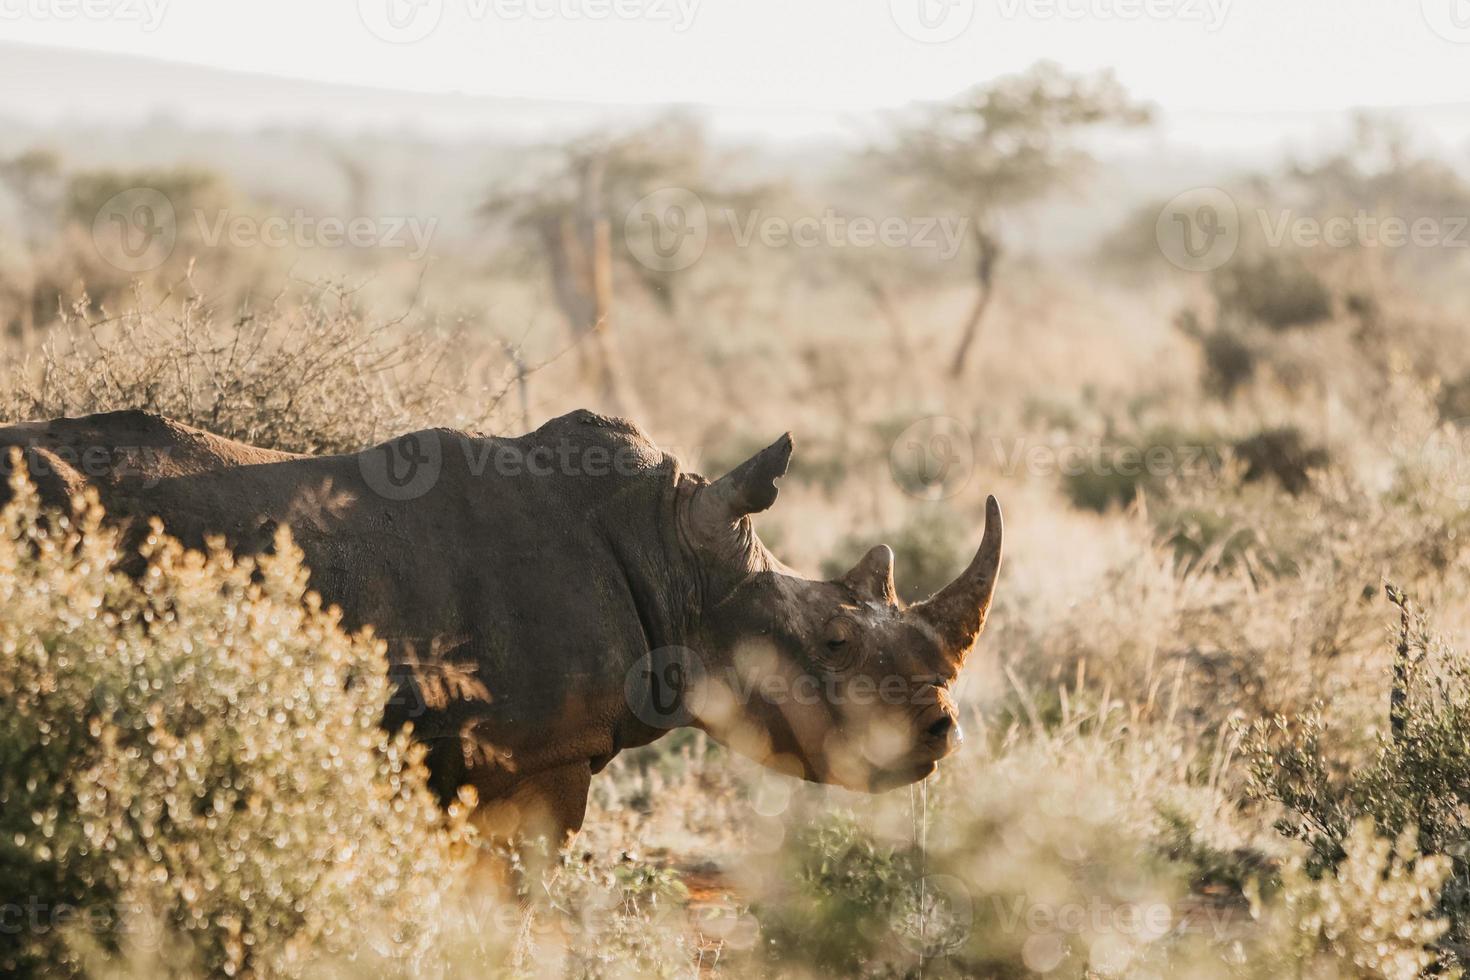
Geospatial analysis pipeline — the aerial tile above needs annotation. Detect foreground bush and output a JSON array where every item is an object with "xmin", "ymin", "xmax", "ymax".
[
  {"xmin": 1250, "ymin": 587, "xmax": 1470, "ymax": 964},
  {"xmin": 1247, "ymin": 820, "xmax": 1450, "ymax": 980},
  {"xmin": 735, "ymin": 722, "xmax": 1450, "ymax": 979},
  {"xmin": 0, "ymin": 474, "xmax": 467, "ymax": 977}
]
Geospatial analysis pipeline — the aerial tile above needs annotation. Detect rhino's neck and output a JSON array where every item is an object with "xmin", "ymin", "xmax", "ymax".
[
  {"xmin": 671, "ymin": 476, "xmax": 777, "ymax": 615},
  {"xmin": 598, "ymin": 464, "xmax": 705, "ymax": 658}
]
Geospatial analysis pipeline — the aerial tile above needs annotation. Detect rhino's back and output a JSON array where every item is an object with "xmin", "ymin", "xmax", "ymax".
[
  {"xmin": 0, "ymin": 410, "xmax": 301, "ymax": 509},
  {"xmin": 0, "ymin": 408, "xmax": 683, "ymax": 803}
]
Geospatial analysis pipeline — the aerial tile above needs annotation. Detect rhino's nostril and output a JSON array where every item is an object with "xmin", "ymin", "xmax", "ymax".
[{"xmin": 926, "ymin": 715, "xmax": 955, "ymax": 740}]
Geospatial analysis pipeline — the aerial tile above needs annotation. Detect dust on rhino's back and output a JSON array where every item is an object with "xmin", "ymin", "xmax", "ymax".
[{"xmin": 0, "ymin": 410, "xmax": 300, "ymax": 509}]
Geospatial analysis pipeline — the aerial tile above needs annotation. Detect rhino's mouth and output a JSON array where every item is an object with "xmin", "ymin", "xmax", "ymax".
[{"xmin": 866, "ymin": 759, "xmax": 938, "ymax": 793}]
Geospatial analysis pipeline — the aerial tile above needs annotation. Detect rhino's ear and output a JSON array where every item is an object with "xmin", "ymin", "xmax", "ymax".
[{"xmin": 694, "ymin": 433, "xmax": 793, "ymax": 531}]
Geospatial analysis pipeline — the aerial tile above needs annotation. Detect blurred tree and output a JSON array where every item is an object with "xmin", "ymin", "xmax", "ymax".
[
  {"xmin": 796, "ymin": 195, "xmax": 943, "ymax": 398},
  {"xmin": 1286, "ymin": 111, "xmax": 1470, "ymax": 216},
  {"xmin": 870, "ymin": 62, "xmax": 1151, "ymax": 377},
  {"xmin": 63, "ymin": 167, "xmax": 226, "ymax": 230},
  {"xmin": 0, "ymin": 149, "xmax": 63, "ymax": 249},
  {"xmin": 0, "ymin": 149, "xmax": 65, "ymax": 340},
  {"xmin": 481, "ymin": 113, "xmax": 767, "ymax": 414},
  {"xmin": 329, "ymin": 146, "xmax": 373, "ymax": 224}
]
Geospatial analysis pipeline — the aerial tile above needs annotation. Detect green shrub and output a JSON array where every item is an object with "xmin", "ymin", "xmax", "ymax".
[
  {"xmin": 1248, "ymin": 587, "xmax": 1470, "ymax": 961},
  {"xmin": 750, "ymin": 815, "xmax": 927, "ymax": 977},
  {"xmin": 0, "ymin": 473, "xmax": 467, "ymax": 977},
  {"xmin": 740, "ymin": 733, "xmax": 1211, "ymax": 979},
  {"xmin": 1232, "ymin": 426, "xmax": 1330, "ymax": 496},
  {"xmin": 53, "ymin": 168, "xmax": 253, "ymax": 318},
  {"xmin": 1059, "ymin": 428, "xmax": 1225, "ymax": 514},
  {"xmin": 740, "ymin": 728, "xmax": 1452, "ymax": 979},
  {"xmin": 1435, "ymin": 373, "xmax": 1470, "ymax": 424},
  {"xmin": 1211, "ymin": 252, "xmax": 1333, "ymax": 332},
  {"xmin": 822, "ymin": 505, "xmax": 969, "ymax": 602},
  {"xmin": 1176, "ymin": 308, "xmax": 1258, "ymax": 401},
  {"xmin": 1246, "ymin": 820, "xmax": 1451, "ymax": 980}
]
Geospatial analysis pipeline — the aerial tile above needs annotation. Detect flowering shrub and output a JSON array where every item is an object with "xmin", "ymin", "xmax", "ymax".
[
  {"xmin": 0, "ymin": 472, "xmax": 467, "ymax": 977},
  {"xmin": 736, "ymin": 728, "xmax": 1452, "ymax": 979},
  {"xmin": 1247, "ymin": 820, "xmax": 1451, "ymax": 980}
]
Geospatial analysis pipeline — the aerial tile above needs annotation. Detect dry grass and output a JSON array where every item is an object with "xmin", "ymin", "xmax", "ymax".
[
  {"xmin": 0, "ymin": 280, "xmax": 509, "ymax": 455},
  {"xmin": 6, "ymin": 132, "xmax": 1470, "ymax": 977}
]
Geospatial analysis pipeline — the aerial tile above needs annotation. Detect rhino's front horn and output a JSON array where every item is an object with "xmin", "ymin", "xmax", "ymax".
[{"xmin": 912, "ymin": 495, "xmax": 1003, "ymax": 659}]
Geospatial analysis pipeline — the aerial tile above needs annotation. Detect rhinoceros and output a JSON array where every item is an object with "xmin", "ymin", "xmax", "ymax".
[{"xmin": 0, "ymin": 408, "xmax": 1002, "ymax": 840}]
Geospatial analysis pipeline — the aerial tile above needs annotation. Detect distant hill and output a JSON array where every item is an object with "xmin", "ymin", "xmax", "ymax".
[
  {"xmin": 0, "ymin": 41, "xmax": 664, "ymax": 139},
  {"xmin": 9, "ymin": 40, "xmax": 1470, "ymax": 154},
  {"xmin": 4, "ymin": 41, "xmax": 1470, "ymax": 254}
]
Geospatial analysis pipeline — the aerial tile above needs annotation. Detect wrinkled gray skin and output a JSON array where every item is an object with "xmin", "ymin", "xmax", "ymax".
[{"xmin": 0, "ymin": 409, "xmax": 1002, "ymax": 841}]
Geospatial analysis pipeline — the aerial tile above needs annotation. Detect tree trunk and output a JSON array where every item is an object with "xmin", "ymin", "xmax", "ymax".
[
  {"xmin": 534, "ymin": 159, "xmax": 637, "ymax": 417},
  {"xmin": 948, "ymin": 224, "xmax": 1002, "ymax": 379},
  {"xmin": 862, "ymin": 274, "xmax": 921, "ymax": 393},
  {"xmin": 587, "ymin": 216, "xmax": 637, "ymax": 416}
]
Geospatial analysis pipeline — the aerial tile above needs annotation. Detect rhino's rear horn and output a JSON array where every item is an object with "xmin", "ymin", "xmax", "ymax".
[
  {"xmin": 912, "ymin": 495, "xmax": 1003, "ymax": 659},
  {"xmin": 842, "ymin": 544, "xmax": 898, "ymax": 606},
  {"xmin": 695, "ymin": 433, "xmax": 793, "ymax": 530}
]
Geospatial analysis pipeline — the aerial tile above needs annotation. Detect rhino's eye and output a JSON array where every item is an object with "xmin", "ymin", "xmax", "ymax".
[{"xmin": 816, "ymin": 620, "xmax": 862, "ymax": 671}]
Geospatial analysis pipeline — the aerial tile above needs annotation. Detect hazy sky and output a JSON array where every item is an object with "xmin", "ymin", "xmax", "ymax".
[{"xmin": 2, "ymin": 0, "xmax": 1469, "ymax": 113}]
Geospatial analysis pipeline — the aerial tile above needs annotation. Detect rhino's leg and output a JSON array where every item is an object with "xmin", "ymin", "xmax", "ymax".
[
  {"xmin": 513, "ymin": 761, "xmax": 593, "ymax": 843},
  {"xmin": 474, "ymin": 760, "xmax": 592, "ymax": 848},
  {"xmin": 463, "ymin": 762, "xmax": 593, "ymax": 894}
]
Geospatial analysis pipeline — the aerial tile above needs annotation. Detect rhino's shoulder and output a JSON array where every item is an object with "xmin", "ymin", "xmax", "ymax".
[
  {"xmin": 524, "ymin": 410, "xmax": 667, "ymax": 464},
  {"xmin": 533, "ymin": 409, "xmax": 652, "ymax": 444}
]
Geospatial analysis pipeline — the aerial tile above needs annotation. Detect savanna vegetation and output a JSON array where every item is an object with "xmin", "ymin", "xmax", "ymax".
[{"xmin": 6, "ymin": 62, "xmax": 1470, "ymax": 977}]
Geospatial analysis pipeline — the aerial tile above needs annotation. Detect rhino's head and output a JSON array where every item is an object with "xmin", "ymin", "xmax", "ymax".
[{"xmin": 681, "ymin": 433, "xmax": 1001, "ymax": 793}]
